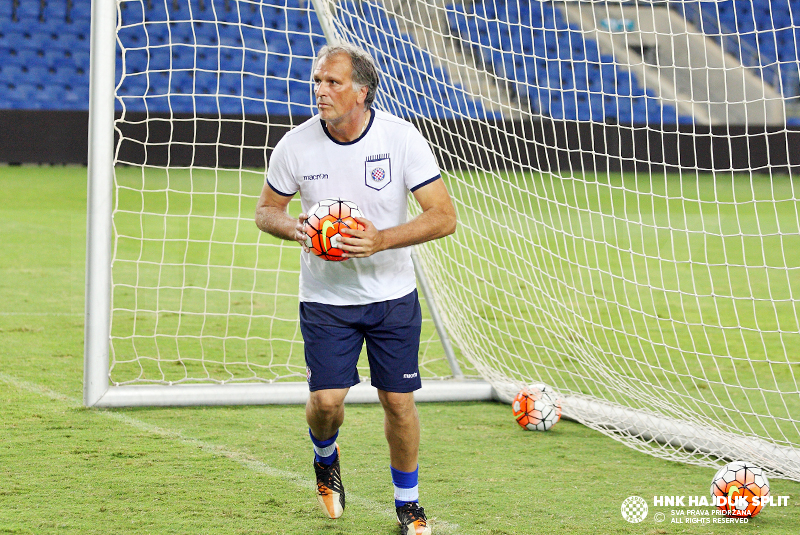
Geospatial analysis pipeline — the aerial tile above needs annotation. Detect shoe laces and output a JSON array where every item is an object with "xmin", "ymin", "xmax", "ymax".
[
  {"xmin": 314, "ymin": 459, "xmax": 343, "ymax": 494},
  {"xmin": 398, "ymin": 502, "xmax": 427, "ymax": 525}
]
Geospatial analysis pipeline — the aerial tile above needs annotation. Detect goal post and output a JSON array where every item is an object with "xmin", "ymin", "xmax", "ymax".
[
  {"xmin": 84, "ymin": 0, "xmax": 487, "ymax": 409},
  {"xmin": 84, "ymin": 0, "xmax": 116, "ymax": 407},
  {"xmin": 87, "ymin": 0, "xmax": 800, "ymax": 482}
]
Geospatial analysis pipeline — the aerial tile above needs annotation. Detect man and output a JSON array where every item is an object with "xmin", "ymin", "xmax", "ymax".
[{"xmin": 254, "ymin": 42, "xmax": 456, "ymax": 535}]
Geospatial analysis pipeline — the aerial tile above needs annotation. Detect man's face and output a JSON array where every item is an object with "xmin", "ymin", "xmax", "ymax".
[{"xmin": 313, "ymin": 53, "xmax": 367, "ymax": 125}]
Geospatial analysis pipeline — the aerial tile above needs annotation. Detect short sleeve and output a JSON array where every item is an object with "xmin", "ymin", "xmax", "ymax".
[
  {"xmin": 403, "ymin": 126, "xmax": 441, "ymax": 192},
  {"xmin": 266, "ymin": 137, "xmax": 299, "ymax": 197}
]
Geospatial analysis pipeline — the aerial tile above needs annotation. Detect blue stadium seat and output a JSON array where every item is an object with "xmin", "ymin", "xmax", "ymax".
[
  {"xmin": 119, "ymin": 2, "xmax": 146, "ymax": 25},
  {"xmin": 26, "ymin": 64, "xmax": 52, "ymax": 83},
  {"xmin": 0, "ymin": 64, "xmax": 25, "ymax": 84},
  {"xmin": 217, "ymin": 24, "xmax": 243, "ymax": 47},
  {"xmin": 266, "ymin": 54, "xmax": 291, "ymax": 79},
  {"xmin": 62, "ymin": 17, "xmax": 90, "ymax": 36},
  {"xmin": 0, "ymin": 1, "xmax": 13, "ymax": 18},
  {"xmin": 289, "ymin": 57, "xmax": 313, "ymax": 80},
  {"xmin": 4, "ymin": 82, "xmax": 41, "ymax": 109},
  {"xmin": 169, "ymin": 49, "xmax": 196, "ymax": 70},
  {"xmin": 172, "ymin": 94, "xmax": 202, "ymax": 114},
  {"xmin": 193, "ymin": 70, "xmax": 219, "ymax": 93},
  {"xmin": 289, "ymin": 38, "xmax": 314, "ymax": 58},
  {"xmin": 218, "ymin": 71, "xmax": 243, "ymax": 96},
  {"xmin": 68, "ymin": 1, "xmax": 92, "ymax": 22},
  {"xmin": 144, "ymin": 0, "xmax": 170, "ymax": 23},
  {"xmin": 16, "ymin": 1, "xmax": 42, "ymax": 20}
]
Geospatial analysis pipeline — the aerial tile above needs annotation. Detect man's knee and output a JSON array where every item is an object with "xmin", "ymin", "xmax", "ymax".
[
  {"xmin": 308, "ymin": 389, "xmax": 348, "ymax": 421},
  {"xmin": 379, "ymin": 391, "xmax": 417, "ymax": 420}
]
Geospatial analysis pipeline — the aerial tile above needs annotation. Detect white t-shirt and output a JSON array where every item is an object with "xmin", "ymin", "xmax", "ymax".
[{"xmin": 267, "ymin": 109, "xmax": 441, "ymax": 305}]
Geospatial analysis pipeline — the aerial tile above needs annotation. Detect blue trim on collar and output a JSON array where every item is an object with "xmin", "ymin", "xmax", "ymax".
[{"xmin": 321, "ymin": 109, "xmax": 375, "ymax": 145}]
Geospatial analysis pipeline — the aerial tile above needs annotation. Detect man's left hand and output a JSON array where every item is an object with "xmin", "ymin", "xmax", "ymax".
[{"xmin": 338, "ymin": 218, "xmax": 384, "ymax": 258}]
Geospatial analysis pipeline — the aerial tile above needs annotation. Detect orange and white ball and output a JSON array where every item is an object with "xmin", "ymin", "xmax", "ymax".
[
  {"xmin": 304, "ymin": 199, "xmax": 365, "ymax": 261},
  {"xmin": 710, "ymin": 461, "xmax": 770, "ymax": 518},
  {"xmin": 512, "ymin": 384, "xmax": 561, "ymax": 431}
]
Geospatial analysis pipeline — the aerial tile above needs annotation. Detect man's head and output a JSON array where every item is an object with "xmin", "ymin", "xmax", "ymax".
[{"xmin": 312, "ymin": 43, "xmax": 379, "ymax": 125}]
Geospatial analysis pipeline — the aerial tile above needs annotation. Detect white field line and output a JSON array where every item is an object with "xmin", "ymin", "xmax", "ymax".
[
  {"xmin": 0, "ymin": 372, "xmax": 465, "ymax": 535},
  {"xmin": 0, "ymin": 312, "xmax": 83, "ymax": 316}
]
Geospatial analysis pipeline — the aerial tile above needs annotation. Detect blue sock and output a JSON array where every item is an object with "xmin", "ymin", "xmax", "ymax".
[
  {"xmin": 391, "ymin": 465, "xmax": 420, "ymax": 508},
  {"xmin": 309, "ymin": 429, "xmax": 338, "ymax": 465}
]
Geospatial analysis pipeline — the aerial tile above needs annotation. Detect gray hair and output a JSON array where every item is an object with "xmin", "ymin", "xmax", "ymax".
[{"xmin": 315, "ymin": 42, "xmax": 380, "ymax": 109}]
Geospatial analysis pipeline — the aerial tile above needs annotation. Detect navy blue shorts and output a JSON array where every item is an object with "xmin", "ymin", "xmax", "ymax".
[{"xmin": 299, "ymin": 290, "xmax": 423, "ymax": 393}]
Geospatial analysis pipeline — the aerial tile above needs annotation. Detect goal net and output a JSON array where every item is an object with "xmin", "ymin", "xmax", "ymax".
[{"xmin": 88, "ymin": 0, "xmax": 800, "ymax": 480}]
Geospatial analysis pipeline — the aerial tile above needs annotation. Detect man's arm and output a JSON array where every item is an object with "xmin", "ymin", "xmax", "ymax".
[
  {"xmin": 340, "ymin": 178, "xmax": 456, "ymax": 258},
  {"xmin": 255, "ymin": 183, "xmax": 307, "ymax": 246}
]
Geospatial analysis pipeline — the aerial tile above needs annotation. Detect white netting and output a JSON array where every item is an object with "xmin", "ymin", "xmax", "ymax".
[
  {"xmin": 111, "ymin": 0, "xmax": 472, "ymax": 387},
  {"xmin": 111, "ymin": 0, "xmax": 800, "ymax": 480}
]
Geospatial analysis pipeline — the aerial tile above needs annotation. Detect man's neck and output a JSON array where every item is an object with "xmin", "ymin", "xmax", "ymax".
[{"xmin": 326, "ymin": 109, "xmax": 371, "ymax": 143}]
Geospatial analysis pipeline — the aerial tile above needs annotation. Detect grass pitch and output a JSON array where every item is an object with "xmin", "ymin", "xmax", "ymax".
[{"xmin": 1, "ymin": 165, "xmax": 799, "ymax": 534}]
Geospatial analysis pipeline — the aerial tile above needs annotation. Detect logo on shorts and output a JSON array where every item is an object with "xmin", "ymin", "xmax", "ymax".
[
  {"xmin": 306, "ymin": 366, "xmax": 312, "ymax": 382},
  {"xmin": 403, "ymin": 372, "xmax": 418, "ymax": 379}
]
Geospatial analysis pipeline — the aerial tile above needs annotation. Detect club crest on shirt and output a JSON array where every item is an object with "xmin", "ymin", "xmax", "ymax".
[{"xmin": 365, "ymin": 153, "xmax": 391, "ymax": 191}]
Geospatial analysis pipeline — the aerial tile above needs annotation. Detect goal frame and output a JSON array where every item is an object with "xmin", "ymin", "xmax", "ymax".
[
  {"xmin": 83, "ymin": 0, "xmax": 490, "ymax": 408},
  {"xmin": 83, "ymin": 0, "xmax": 800, "ymax": 482}
]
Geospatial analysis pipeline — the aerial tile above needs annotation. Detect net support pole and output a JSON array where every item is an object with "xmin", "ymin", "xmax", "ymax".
[
  {"xmin": 310, "ymin": 0, "xmax": 340, "ymax": 44},
  {"xmin": 84, "ymin": 0, "xmax": 116, "ymax": 407},
  {"xmin": 412, "ymin": 248, "xmax": 464, "ymax": 379}
]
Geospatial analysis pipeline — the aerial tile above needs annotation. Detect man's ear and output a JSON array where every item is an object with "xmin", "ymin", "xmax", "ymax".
[{"xmin": 357, "ymin": 84, "xmax": 368, "ymax": 106}]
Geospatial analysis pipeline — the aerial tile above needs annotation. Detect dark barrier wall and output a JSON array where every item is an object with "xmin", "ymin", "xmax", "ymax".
[
  {"xmin": 0, "ymin": 111, "xmax": 90, "ymax": 165},
  {"xmin": 1, "ymin": 110, "xmax": 798, "ymax": 173}
]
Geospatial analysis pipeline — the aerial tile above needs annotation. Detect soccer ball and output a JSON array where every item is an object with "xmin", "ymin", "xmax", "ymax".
[
  {"xmin": 304, "ymin": 199, "xmax": 365, "ymax": 261},
  {"xmin": 710, "ymin": 461, "xmax": 770, "ymax": 518},
  {"xmin": 512, "ymin": 383, "xmax": 561, "ymax": 431}
]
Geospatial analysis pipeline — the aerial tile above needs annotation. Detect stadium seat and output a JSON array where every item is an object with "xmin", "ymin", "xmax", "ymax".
[
  {"xmin": 193, "ymin": 70, "xmax": 219, "ymax": 93},
  {"xmin": 15, "ymin": 1, "xmax": 42, "ymax": 21},
  {"xmin": 0, "ymin": 64, "xmax": 25, "ymax": 84},
  {"xmin": 0, "ymin": 1, "xmax": 13, "ymax": 18},
  {"xmin": 266, "ymin": 54, "xmax": 290, "ymax": 79},
  {"xmin": 119, "ymin": 2, "xmax": 146, "ymax": 26},
  {"xmin": 68, "ymin": 0, "xmax": 91, "ymax": 20},
  {"xmin": 144, "ymin": 1, "xmax": 170, "ymax": 23}
]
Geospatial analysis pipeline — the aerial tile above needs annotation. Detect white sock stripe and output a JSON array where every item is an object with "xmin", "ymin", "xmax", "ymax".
[
  {"xmin": 394, "ymin": 484, "xmax": 419, "ymax": 503},
  {"xmin": 314, "ymin": 441, "xmax": 337, "ymax": 459}
]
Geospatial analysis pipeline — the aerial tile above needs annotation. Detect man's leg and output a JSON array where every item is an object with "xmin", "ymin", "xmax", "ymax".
[
  {"xmin": 307, "ymin": 387, "xmax": 349, "ymax": 443},
  {"xmin": 300, "ymin": 297, "xmax": 363, "ymax": 520},
  {"xmin": 379, "ymin": 390, "xmax": 431, "ymax": 535},
  {"xmin": 378, "ymin": 390, "xmax": 420, "ymax": 472},
  {"xmin": 307, "ymin": 388, "xmax": 350, "ymax": 519}
]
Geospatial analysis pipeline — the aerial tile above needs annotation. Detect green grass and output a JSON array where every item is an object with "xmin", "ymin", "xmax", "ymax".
[{"xmin": 2, "ymin": 166, "xmax": 800, "ymax": 534}]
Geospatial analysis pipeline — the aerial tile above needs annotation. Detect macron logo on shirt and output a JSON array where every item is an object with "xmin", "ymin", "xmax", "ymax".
[{"xmin": 303, "ymin": 173, "xmax": 329, "ymax": 181}]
